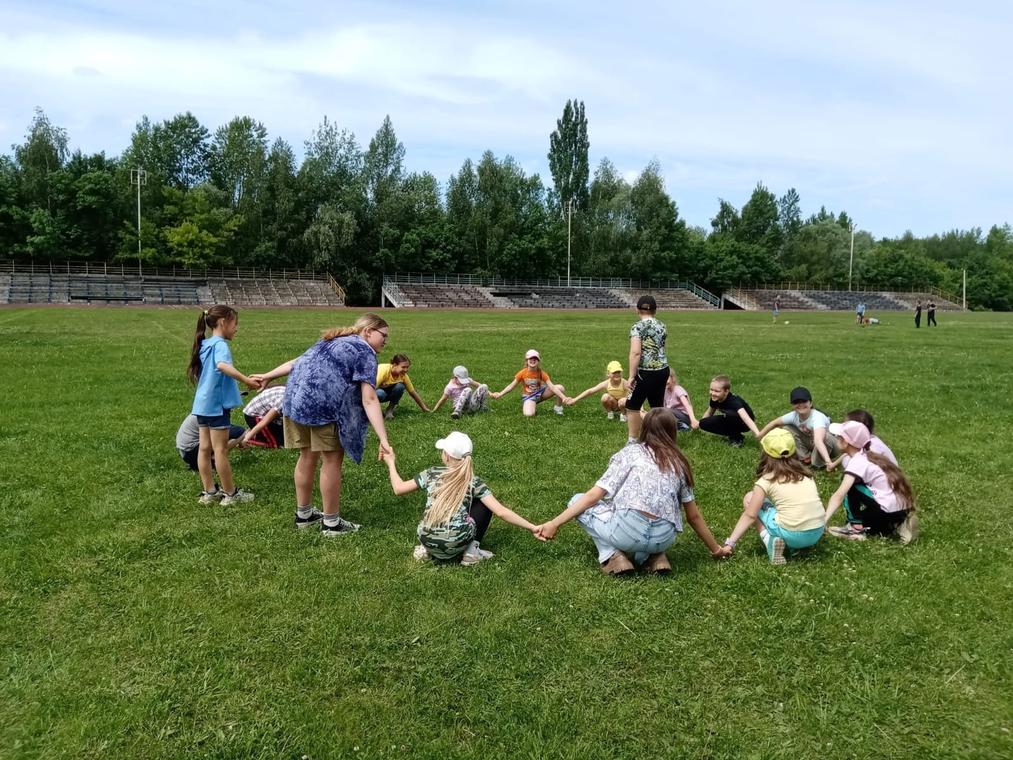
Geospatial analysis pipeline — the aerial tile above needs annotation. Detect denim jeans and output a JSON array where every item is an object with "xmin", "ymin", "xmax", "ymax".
[
  {"xmin": 573, "ymin": 495, "xmax": 677, "ymax": 565},
  {"xmin": 376, "ymin": 382, "xmax": 406, "ymax": 405}
]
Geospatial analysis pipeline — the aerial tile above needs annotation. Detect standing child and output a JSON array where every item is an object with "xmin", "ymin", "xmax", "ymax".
[
  {"xmin": 722, "ymin": 429, "xmax": 825, "ymax": 565},
  {"xmin": 824, "ymin": 421, "xmax": 918, "ymax": 544},
  {"xmin": 187, "ymin": 305, "xmax": 259, "ymax": 505},
  {"xmin": 664, "ymin": 371, "xmax": 698, "ymax": 430},
  {"xmin": 772, "ymin": 297, "xmax": 780, "ymax": 323},
  {"xmin": 432, "ymin": 365, "xmax": 490, "ymax": 419},
  {"xmin": 381, "ymin": 432, "xmax": 543, "ymax": 564},
  {"xmin": 251, "ymin": 313, "xmax": 394, "ymax": 535},
  {"xmin": 626, "ymin": 295, "xmax": 670, "ymax": 441},
  {"xmin": 565, "ymin": 360, "xmax": 629, "ymax": 420},
  {"xmin": 490, "ymin": 349, "xmax": 568, "ymax": 417}
]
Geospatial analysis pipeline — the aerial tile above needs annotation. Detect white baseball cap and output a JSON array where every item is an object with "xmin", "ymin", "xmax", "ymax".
[
  {"xmin": 452, "ymin": 365, "xmax": 470, "ymax": 382},
  {"xmin": 436, "ymin": 431, "xmax": 473, "ymax": 459},
  {"xmin": 525, "ymin": 349, "xmax": 540, "ymax": 360}
]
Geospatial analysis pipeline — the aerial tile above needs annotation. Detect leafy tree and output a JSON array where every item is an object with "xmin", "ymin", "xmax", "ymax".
[
  {"xmin": 209, "ymin": 116, "xmax": 268, "ymax": 209},
  {"xmin": 739, "ymin": 182, "xmax": 783, "ymax": 256},
  {"xmin": 547, "ymin": 99, "xmax": 589, "ymax": 212},
  {"xmin": 710, "ymin": 199, "xmax": 740, "ymax": 239},
  {"xmin": 585, "ymin": 158, "xmax": 633, "ymax": 276},
  {"xmin": 778, "ymin": 188, "xmax": 802, "ymax": 240},
  {"xmin": 13, "ymin": 107, "xmax": 69, "ymax": 213}
]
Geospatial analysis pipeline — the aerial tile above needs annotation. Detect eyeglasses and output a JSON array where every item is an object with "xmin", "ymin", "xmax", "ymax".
[{"xmin": 374, "ymin": 329, "xmax": 389, "ymax": 341}]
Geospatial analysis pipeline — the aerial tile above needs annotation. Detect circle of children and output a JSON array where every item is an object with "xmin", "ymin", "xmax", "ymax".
[{"xmin": 177, "ymin": 296, "xmax": 918, "ymax": 576}]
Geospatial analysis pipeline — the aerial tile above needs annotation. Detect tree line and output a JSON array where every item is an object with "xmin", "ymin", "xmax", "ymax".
[{"xmin": 2, "ymin": 103, "xmax": 1011, "ymax": 308}]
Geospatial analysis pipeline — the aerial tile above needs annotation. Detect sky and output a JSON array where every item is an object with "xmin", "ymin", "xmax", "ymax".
[{"xmin": 1, "ymin": 0, "xmax": 1011, "ymax": 238}]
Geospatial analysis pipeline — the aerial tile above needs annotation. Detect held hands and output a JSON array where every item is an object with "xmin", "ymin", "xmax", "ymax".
[
  {"xmin": 534, "ymin": 522, "xmax": 559, "ymax": 541},
  {"xmin": 250, "ymin": 374, "xmax": 270, "ymax": 389},
  {"xmin": 711, "ymin": 544, "xmax": 733, "ymax": 559},
  {"xmin": 490, "ymin": 391, "xmax": 501, "ymax": 400},
  {"xmin": 378, "ymin": 441, "xmax": 394, "ymax": 461},
  {"xmin": 529, "ymin": 525, "xmax": 549, "ymax": 542}
]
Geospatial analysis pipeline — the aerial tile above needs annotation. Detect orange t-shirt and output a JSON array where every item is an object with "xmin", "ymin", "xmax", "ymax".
[{"xmin": 515, "ymin": 367, "xmax": 550, "ymax": 396}]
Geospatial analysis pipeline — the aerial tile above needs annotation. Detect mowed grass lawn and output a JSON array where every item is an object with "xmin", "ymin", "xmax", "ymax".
[{"xmin": 1, "ymin": 305, "xmax": 1011, "ymax": 759}]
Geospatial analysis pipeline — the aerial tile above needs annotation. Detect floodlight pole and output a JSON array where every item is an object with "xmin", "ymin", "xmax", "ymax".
[
  {"xmin": 566, "ymin": 198, "xmax": 574, "ymax": 287},
  {"xmin": 848, "ymin": 223, "xmax": 855, "ymax": 291},
  {"xmin": 130, "ymin": 168, "xmax": 147, "ymax": 277}
]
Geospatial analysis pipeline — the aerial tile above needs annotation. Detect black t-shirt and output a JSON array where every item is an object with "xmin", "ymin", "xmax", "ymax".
[{"xmin": 710, "ymin": 393, "xmax": 755, "ymax": 420}]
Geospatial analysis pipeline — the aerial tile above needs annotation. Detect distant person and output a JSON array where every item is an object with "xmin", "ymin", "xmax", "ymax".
[
  {"xmin": 187, "ymin": 305, "xmax": 259, "ymax": 506},
  {"xmin": 380, "ymin": 432, "xmax": 543, "ymax": 565},
  {"xmin": 756, "ymin": 386, "xmax": 840, "ymax": 470},
  {"xmin": 242, "ymin": 385, "xmax": 285, "ymax": 448},
  {"xmin": 914, "ymin": 299, "xmax": 922, "ymax": 328},
  {"xmin": 626, "ymin": 295, "xmax": 670, "ymax": 441},
  {"xmin": 722, "ymin": 429, "xmax": 826, "ymax": 565},
  {"xmin": 856, "ymin": 302, "xmax": 866, "ymax": 325},
  {"xmin": 772, "ymin": 297, "xmax": 780, "ymax": 323},
  {"xmin": 490, "ymin": 349, "xmax": 568, "ymax": 417},
  {"xmin": 376, "ymin": 354, "xmax": 430, "ymax": 419},
  {"xmin": 176, "ymin": 413, "xmax": 245, "ymax": 473},
  {"xmin": 927, "ymin": 300, "xmax": 937, "ymax": 326},
  {"xmin": 699, "ymin": 375, "xmax": 761, "ymax": 447},
  {"xmin": 535, "ymin": 408, "xmax": 729, "ymax": 576},
  {"xmin": 566, "ymin": 360, "xmax": 630, "ymax": 420},
  {"xmin": 664, "ymin": 370, "xmax": 699, "ymax": 431},
  {"xmin": 431, "ymin": 365, "xmax": 490, "ymax": 419}
]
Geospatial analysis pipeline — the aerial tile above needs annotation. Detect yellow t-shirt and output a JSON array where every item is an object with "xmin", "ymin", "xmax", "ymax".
[
  {"xmin": 376, "ymin": 363, "xmax": 415, "ymax": 393},
  {"xmin": 755, "ymin": 475, "xmax": 825, "ymax": 531},
  {"xmin": 606, "ymin": 378, "xmax": 627, "ymax": 400}
]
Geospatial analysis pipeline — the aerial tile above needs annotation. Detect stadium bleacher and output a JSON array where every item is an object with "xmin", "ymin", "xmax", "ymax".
[{"xmin": 730, "ymin": 287, "xmax": 961, "ymax": 312}]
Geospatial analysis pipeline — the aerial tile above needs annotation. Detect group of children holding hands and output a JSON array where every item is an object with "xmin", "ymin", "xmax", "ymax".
[{"xmin": 183, "ymin": 299, "xmax": 918, "ymax": 574}]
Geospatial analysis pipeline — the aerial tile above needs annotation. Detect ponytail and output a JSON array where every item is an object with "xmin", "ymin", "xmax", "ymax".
[
  {"xmin": 322, "ymin": 312, "xmax": 388, "ymax": 342},
  {"xmin": 187, "ymin": 305, "xmax": 237, "ymax": 384},
  {"xmin": 867, "ymin": 450, "xmax": 915, "ymax": 510},
  {"xmin": 422, "ymin": 455, "xmax": 474, "ymax": 528}
]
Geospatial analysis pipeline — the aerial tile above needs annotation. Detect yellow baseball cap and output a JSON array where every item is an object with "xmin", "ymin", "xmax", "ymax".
[
  {"xmin": 606, "ymin": 360, "xmax": 623, "ymax": 374},
  {"xmin": 761, "ymin": 428, "xmax": 796, "ymax": 458}
]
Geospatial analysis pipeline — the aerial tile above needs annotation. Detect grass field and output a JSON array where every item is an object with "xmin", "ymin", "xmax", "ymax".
[{"xmin": 1, "ymin": 306, "xmax": 1011, "ymax": 759}]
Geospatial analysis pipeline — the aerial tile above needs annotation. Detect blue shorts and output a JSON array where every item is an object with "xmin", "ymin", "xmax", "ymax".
[
  {"xmin": 522, "ymin": 387, "xmax": 547, "ymax": 403},
  {"xmin": 196, "ymin": 411, "xmax": 232, "ymax": 429},
  {"xmin": 759, "ymin": 500, "xmax": 824, "ymax": 549}
]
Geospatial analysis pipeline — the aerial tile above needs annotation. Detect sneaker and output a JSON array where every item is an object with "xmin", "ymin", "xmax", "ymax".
[
  {"xmin": 607, "ymin": 411, "xmax": 615, "ymax": 420},
  {"xmin": 553, "ymin": 404, "xmax": 564, "ymax": 415},
  {"xmin": 383, "ymin": 407, "xmax": 396, "ymax": 420},
  {"xmin": 294, "ymin": 508, "xmax": 324, "ymax": 529},
  {"xmin": 469, "ymin": 540, "xmax": 494, "ymax": 560},
  {"xmin": 412, "ymin": 544, "xmax": 430, "ymax": 561},
  {"xmin": 619, "ymin": 413, "xmax": 627, "ymax": 422},
  {"xmin": 460, "ymin": 542, "xmax": 490, "ymax": 567},
  {"xmin": 768, "ymin": 536, "xmax": 787, "ymax": 565},
  {"xmin": 220, "ymin": 488, "xmax": 254, "ymax": 506},
  {"xmin": 198, "ymin": 487, "xmax": 224, "ymax": 504},
  {"xmin": 450, "ymin": 411, "xmax": 460, "ymax": 420},
  {"xmin": 896, "ymin": 511, "xmax": 920, "ymax": 545},
  {"xmin": 727, "ymin": 436, "xmax": 745, "ymax": 448},
  {"xmin": 829, "ymin": 524, "xmax": 867, "ymax": 541},
  {"xmin": 320, "ymin": 517, "xmax": 361, "ymax": 537}
]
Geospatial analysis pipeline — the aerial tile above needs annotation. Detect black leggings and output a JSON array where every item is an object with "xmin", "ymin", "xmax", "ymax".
[
  {"xmin": 627, "ymin": 367, "xmax": 670, "ymax": 411},
  {"xmin": 844, "ymin": 483, "xmax": 906, "ymax": 536},
  {"xmin": 699, "ymin": 413, "xmax": 750, "ymax": 442},
  {"xmin": 469, "ymin": 498, "xmax": 493, "ymax": 543}
]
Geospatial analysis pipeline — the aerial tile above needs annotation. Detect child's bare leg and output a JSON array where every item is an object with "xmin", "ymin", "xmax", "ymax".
[
  {"xmin": 294, "ymin": 449, "xmax": 320, "ymax": 507},
  {"xmin": 601, "ymin": 394, "xmax": 619, "ymax": 412},
  {"xmin": 319, "ymin": 449, "xmax": 345, "ymax": 516},
  {"xmin": 522, "ymin": 399, "xmax": 537, "ymax": 417},
  {"xmin": 197, "ymin": 427, "xmax": 215, "ymax": 492},
  {"xmin": 210, "ymin": 427, "xmax": 234, "ymax": 493}
]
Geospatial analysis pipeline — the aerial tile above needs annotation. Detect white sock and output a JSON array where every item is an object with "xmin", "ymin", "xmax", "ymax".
[
  {"xmin": 296, "ymin": 505, "xmax": 313, "ymax": 519},
  {"xmin": 759, "ymin": 529, "xmax": 771, "ymax": 543},
  {"xmin": 323, "ymin": 514, "xmax": 340, "ymax": 527}
]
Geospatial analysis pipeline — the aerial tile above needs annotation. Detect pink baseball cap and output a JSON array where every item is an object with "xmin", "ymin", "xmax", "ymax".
[
  {"xmin": 829, "ymin": 420, "xmax": 871, "ymax": 449},
  {"xmin": 525, "ymin": 349, "xmax": 540, "ymax": 360}
]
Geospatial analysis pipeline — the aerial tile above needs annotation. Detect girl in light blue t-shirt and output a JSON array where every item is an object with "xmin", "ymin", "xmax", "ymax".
[{"xmin": 187, "ymin": 305, "xmax": 259, "ymax": 506}]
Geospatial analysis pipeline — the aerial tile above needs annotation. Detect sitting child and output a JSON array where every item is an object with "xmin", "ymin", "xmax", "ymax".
[
  {"xmin": 381, "ymin": 432, "xmax": 543, "ymax": 565},
  {"xmin": 722, "ymin": 429, "xmax": 825, "ymax": 565},
  {"xmin": 175, "ymin": 413, "xmax": 245, "ymax": 472},
  {"xmin": 432, "ymin": 365, "xmax": 490, "ymax": 419},
  {"xmin": 664, "ymin": 371, "xmax": 698, "ymax": 430},
  {"xmin": 241, "ymin": 385, "xmax": 285, "ymax": 447},
  {"xmin": 490, "ymin": 349, "xmax": 569, "ymax": 417},
  {"xmin": 565, "ymin": 360, "xmax": 630, "ymax": 420}
]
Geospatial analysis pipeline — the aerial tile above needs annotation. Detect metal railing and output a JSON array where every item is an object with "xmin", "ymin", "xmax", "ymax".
[{"xmin": 0, "ymin": 259, "xmax": 329, "ymax": 282}]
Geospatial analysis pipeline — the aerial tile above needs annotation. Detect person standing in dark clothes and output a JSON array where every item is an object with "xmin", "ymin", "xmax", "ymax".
[
  {"xmin": 914, "ymin": 300, "xmax": 922, "ymax": 328},
  {"xmin": 927, "ymin": 301, "xmax": 937, "ymax": 326}
]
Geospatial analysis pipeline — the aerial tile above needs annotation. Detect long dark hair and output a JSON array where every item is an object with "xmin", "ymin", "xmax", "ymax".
[
  {"xmin": 187, "ymin": 305, "xmax": 237, "ymax": 384},
  {"xmin": 866, "ymin": 448, "xmax": 915, "ymax": 510},
  {"xmin": 640, "ymin": 407, "xmax": 694, "ymax": 487},
  {"xmin": 756, "ymin": 452, "xmax": 810, "ymax": 483}
]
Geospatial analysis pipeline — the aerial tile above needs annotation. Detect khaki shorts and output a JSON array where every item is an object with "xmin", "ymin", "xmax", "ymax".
[{"xmin": 283, "ymin": 416, "xmax": 342, "ymax": 452}]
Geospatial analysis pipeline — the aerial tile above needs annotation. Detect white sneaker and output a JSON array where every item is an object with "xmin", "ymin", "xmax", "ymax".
[
  {"xmin": 412, "ymin": 544, "xmax": 430, "ymax": 561},
  {"xmin": 460, "ymin": 540, "xmax": 493, "ymax": 566},
  {"xmin": 220, "ymin": 488, "xmax": 254, "ymax": 506},
  {"xmin": 607, "ymin": 411, "xmax": 615, "ymax": 420},
  {"xmin": 553, "ymin": 405, "xmax": 564, "ymax": 415},
  {"xmin": 198, "ymin": 487, "xmax": 224, "ymax": 505},
  {"xmin": 619, "ymin": 414, "xmax": 627, "ymax": 422}
]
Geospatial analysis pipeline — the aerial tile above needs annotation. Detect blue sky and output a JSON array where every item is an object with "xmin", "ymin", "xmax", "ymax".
[{"xmin": 2, "ymin": 0, "xmax": 1010, "ymax": 237}]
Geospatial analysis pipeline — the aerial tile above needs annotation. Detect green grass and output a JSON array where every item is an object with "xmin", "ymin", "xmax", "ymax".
[{"xmin": 1, "ymin": 306, "xmax": 1011, "ymax": 759}]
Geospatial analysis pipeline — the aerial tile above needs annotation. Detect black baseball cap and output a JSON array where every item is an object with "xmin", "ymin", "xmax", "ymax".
[
  {"xmin": 790, "ymin": 386, "xmax": 812, "ymax": 403},
  {"xmin": 636, "ymin": 295, "xmax": 657, "ymax": 311}
]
